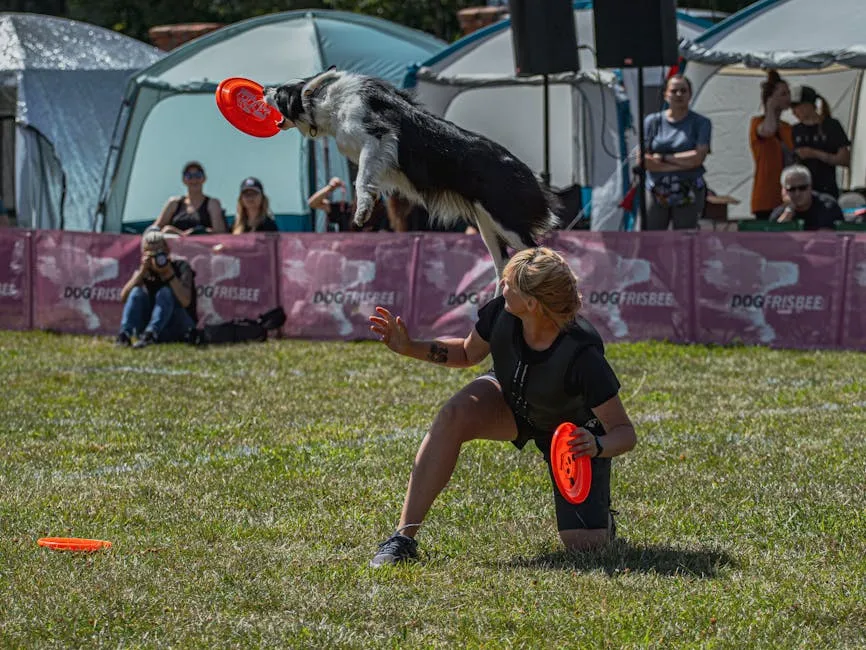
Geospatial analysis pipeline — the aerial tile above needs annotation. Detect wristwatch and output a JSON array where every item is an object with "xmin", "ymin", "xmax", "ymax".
[{"xmin": 593, "ymin": 435, "xmax": 604, "ymax": 458}]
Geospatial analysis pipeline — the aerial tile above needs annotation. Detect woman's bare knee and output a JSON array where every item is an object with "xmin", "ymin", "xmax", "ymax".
[{"xmin": 559, "ymin": 528, "xmax": 610, "ymax": 552}]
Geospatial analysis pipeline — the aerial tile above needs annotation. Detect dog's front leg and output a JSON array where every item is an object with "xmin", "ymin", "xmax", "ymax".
[{"xmin": 352, "ymin": 137, "xmax": 394, "ymax": 228}]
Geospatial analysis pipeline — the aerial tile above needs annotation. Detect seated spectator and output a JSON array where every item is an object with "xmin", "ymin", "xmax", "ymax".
[
  {"xmin": 791, "ymin": 85, "xmax": 851, "ymax": 198},
  {"xmin": 770, "ymin": 165, "xmax": 842, "ymax": 231},
  {"xmin": 232, "ymin": 177, "xmax": 278, "ymax": 233},
  {"xmin": 308, "ymin": 176, "xmax": 390, "ymax": 232},
  {"xmin": 116, "ymin": 230, "xmax": 197, "ymax": 348},
  {"xmin": 151, "ymin": 161, "xmax": 226, "ymax": 236},
  {"xmin": 751, "ymin": 70, "xmax": 794, "ymax": 220}
]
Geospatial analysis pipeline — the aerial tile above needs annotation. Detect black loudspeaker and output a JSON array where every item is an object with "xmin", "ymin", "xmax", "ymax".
[
  {"xmin": 593, "ymin": 0, "xmax": 679, "ymax": 69},
  {"xmin": 509, "ymin": 0, "xmax": 579, "ymax": 76}
]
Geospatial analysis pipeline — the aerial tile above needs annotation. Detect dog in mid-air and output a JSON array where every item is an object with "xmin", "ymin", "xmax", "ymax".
[{"xmin": 264, "ymin": 68, "xmax": 559, "ymax": 282}]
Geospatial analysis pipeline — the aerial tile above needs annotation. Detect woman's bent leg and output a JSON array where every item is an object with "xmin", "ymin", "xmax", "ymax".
[{"xmin": 397, "ymin": 377, "xmax": 518, "ymax": 538}]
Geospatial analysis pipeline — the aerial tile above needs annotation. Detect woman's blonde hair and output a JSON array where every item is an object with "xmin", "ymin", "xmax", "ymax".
[
  {"xmin": 503, "ymin": 247, "xmax": 582, "ymax": 328},
  {"xmin": 233, "ymin": 193, "xmax": 272, "ymax": 234}
]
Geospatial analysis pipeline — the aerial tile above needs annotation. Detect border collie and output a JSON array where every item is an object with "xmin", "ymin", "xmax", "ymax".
[{"xmin": 264, "ymin": 69, "xmax": 559, "ymax": 282}]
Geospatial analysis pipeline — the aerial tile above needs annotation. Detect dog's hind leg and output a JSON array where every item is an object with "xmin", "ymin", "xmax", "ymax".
[
  {"xmin": 474, "ymin": 207, "xmax": 509, "ymax": 295},
  {"xmin": 352, "ymin": 137, "xmax": 397, "ymax": 228}
]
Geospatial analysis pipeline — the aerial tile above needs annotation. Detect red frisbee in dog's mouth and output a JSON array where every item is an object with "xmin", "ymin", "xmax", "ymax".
[
  {"xmin": 215, "ymin": 77, "xmax": 285, "ymax": 138},
  {"xmin": 550, "ymin": 422, "xmax": 592, "ymax": 505}
]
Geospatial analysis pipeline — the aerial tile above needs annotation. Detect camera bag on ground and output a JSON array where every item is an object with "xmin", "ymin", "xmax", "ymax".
[{"xmin": 189, "ymin": 306, "xmax": 286, "ymax": 346}]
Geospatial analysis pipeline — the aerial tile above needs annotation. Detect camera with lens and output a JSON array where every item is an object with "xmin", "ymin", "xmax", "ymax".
[{"xmin": 153, "ymin": 252, "xmax": 169, "ymax": 268}]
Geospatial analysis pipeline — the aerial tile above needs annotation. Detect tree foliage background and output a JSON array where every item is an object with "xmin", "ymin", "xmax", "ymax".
[{"xmin": 1, "ymin": 0, "xmax": 756, "ymax": 44}]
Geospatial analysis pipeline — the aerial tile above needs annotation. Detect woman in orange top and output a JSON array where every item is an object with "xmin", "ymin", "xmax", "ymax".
[{"xmin": 750, "ymin": 70, "xmax": 794, "ymax": 219}]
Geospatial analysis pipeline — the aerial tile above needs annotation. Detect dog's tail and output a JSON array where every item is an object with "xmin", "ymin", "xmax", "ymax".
[{"xmin": 529, "ymin": 185, "xmax": 562, "ymax": 242}]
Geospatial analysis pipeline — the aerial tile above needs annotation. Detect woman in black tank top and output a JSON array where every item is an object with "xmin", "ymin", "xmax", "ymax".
[{"xmin": 152, "ymin": 161, "xmax": 226, "ymax": 236}]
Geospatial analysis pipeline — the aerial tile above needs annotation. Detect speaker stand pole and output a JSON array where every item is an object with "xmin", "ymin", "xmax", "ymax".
[
  {"xmin": 637, "ymin": 66, "xmax": 647, "ymax": 230},
  {"xmin": 542, "ymin": 73, "xmax": 551, "ymax": 188}
]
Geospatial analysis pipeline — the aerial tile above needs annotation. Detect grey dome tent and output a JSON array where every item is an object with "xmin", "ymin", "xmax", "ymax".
[
  {"xmin": 0, "ymin": 13, "xmax": 162, "ymax": 230},
  {"xmin": 98, "ymin": 10, "xmax": 445, "ymax": 234}
]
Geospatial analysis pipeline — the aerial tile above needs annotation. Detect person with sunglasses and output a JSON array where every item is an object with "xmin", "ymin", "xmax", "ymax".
[
  {"xmin": 641, "ymin": 74, "xmax": 712, "ymax": 230},
  {"xmin": 770, "ymin": 165, "xmax": 842, "ymax": 231},
  {"xmin": 151, "ymin": 161, "xmax": 226, "ymax": 236}
]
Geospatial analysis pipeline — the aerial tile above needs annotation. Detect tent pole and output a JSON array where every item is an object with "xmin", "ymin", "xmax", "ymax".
[
  {"xmin": 637, "ymin": 66, "xmax": 647, "ymax": 230},
  {"xmin": 542, "ymin": 74, "xmax": 551, "ymax": 187}
]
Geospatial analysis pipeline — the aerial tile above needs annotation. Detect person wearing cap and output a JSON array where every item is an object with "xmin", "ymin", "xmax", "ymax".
[
  {"xmin": 151, "ymin": 161, "xmax": 226, "ymax": 236},
  {"xmin": 770, "ymin": 164, "xmax": 842, "ymax": 231},
  {"xmin": 791, "ymin": 85, "xmax": 851, "ymax": 198},
  {"xmin": 232, "ymin": 177, "xmax": 278, "ymax": 233}
]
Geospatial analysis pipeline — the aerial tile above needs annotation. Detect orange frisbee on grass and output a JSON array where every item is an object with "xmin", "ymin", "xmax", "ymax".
[
  {"xmin": 215, "ymin": 77, "xmax": 285, "ymax": 138},
  {"xmin": 550, "ymin": 422, "xmax": 592, "ymax": 505},
  {"xmin": 38, "ymin": 537, "xmax": 112, "ymax": 552}
]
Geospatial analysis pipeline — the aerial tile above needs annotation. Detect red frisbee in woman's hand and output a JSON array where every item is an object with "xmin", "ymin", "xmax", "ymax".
[
  {"xmin": 551, "ymin": 422, "xmax": 592, "ymax": 505},
  {"xmin": 38, "ymin": 537, "xmax": 112, "ymax": 552},
  {"xmin": 215, "ymin": 77, "xmax": 284, "ymax": 138}
]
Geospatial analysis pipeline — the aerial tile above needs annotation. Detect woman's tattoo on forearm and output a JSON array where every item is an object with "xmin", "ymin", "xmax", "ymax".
[{"xmin": 428, "ymin": 343, "xmax": 448, "ymax": 363}]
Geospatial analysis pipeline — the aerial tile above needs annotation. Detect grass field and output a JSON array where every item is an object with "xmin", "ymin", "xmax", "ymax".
[{"xmin": 1, "ymin": 330, "xmax": 864, "ymax": 648}]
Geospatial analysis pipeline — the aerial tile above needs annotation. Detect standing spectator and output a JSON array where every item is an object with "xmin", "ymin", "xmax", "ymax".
[
  {"xmin": 771, "ymin": 165, "xmax": 842, "ymax": 231},
  {"xmin": 642, "ymin": 74, "xmax": 712, "ymax": 230},
  {"xmin": 116, "ymin": 230, "xmax": 197, "ymax": 348},
  {"xmin": 232, "ymin": 177, "xmax": 278, "ymax": 233},
  {"xmin": 791, "ymin": 85, "xmax": 851, "ymax": 198},
  {"xmin": 151, "ymin": 161, "xmax": 226, "ymax": 236},
  {"xmin": 750, "ymin": 70, "xmax": 794, "ymax": 220}
]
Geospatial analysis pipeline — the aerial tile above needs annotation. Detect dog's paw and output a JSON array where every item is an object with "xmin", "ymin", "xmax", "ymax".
[{"xmin": 352, "ymin": 193, "xmax": 378, "ymax": 227}]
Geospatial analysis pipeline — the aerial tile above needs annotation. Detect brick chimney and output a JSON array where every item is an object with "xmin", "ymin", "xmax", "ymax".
[
  {"xmin": 148, "ymin": 23, "xmax": 224, "ymax": 51},
  {"xmin": 456, "ymin": 6, "xmax": 508, "ymax": 36}
]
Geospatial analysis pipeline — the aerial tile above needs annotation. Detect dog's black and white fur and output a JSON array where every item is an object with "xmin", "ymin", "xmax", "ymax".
[{"xmin": 265, "ymin": 69, "xmax": 558, "ymax": 281}]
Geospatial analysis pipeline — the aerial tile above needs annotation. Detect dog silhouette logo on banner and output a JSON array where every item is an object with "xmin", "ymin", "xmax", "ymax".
[{"xmin": 37, "ymin": 244, "xmax": 120, "ymax": 331}]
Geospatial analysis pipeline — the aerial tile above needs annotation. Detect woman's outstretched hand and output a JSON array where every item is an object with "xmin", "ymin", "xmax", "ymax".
[{"xmin": 369, "ymin": 306, "xmax": 411, "ymax": 355}]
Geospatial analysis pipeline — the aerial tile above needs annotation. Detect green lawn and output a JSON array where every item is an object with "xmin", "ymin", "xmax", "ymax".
[{"xmin": 1, "ymin": 331, "xmax": 864, "ymax": 648}]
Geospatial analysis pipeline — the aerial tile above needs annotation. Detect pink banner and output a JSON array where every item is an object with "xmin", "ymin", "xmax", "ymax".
[
  {"xmin": 411, "ymin": 234, "xmax": 497, "ymax": 339},
  {"xmin": 695, "ymin": 233, "xmax": 846, "ymax": 348},
  {"xmin": 553, "ymin": 232, "xmax": 694, "ymax": 342},
  {"xmin": 33, "ymin": 231, "xmax": 140, "ymax": 335},
  {"xmin": 278, "ymin": 233, "xmax": 416, "ymax": 339},
  {"xmin": 170, "ymin": 234, "xmax": 278, "ymax": 326},
  {"xmin": 841, "ymin": 235, "xmax": 866, "ymax": 350},
  {"xmin": 0, "ymin": 230, "xmax": 31, "ymax": 330}
]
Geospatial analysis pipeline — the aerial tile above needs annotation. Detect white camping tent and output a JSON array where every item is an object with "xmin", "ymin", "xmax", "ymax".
[
  {"xmin": 407, "ymin": 1, "xmax": 708, "ymax": 230},
  {"xmin": 99, "ymin": 10, "xmax": 444, "ymax": 233},
  {"xmin": 0, "ymin": 13, "xmax": 162, "ymax": 230},
  {"xmin": 681, "ymin": 0, "xmax": 866, "ymax": 217}
]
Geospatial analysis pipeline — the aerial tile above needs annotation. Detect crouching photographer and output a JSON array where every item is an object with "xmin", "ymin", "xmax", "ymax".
[{"xmin": 116, "ymin": 230, "xmax": 197, "ymax": 348}]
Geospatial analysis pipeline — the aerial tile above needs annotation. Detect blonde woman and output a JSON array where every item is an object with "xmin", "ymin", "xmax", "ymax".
[
  {"xmin": 232, "ymin": 177, "xmax": 278, "ymax": 233},
  {"xmin": 367, "ymin": 247, "xmax": 637, "ymax": 567}
]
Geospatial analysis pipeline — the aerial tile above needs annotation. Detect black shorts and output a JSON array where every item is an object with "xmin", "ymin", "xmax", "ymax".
[{"xmin": 479, "ymin": 371, "xmax": 611, "ymax": 531}]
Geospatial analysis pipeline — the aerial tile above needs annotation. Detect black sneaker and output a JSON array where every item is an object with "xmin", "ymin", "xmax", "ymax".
[
  {"xmin": 115, "ymin": 331, "xmax": 132, "ymax": 347},
  {"xmin": 370, "ymin": 533, "xmax": 418, "ymax": 568},
  {"xmin": 133, "ymin": 331, "xmax": 156, "ymax": 349}
]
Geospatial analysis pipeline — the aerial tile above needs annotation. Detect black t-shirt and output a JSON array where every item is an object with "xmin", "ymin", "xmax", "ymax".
[
  {"xmin": 793, "ymin": 118, "xmax": 850, "ymax": 197},
  {"xmin": 142, "ymin": 259, "xmax": 197, "ymax": 321},
  {"xmin": 770, "ymin": 191, "xmax": 843, "ymax": 231},
  {"xmin": 239, "ymin": 216, "xmax": 278, "ymax": 233},
  {"xmin": 475, "ymin": 296, "xmax": 620, "ymax": 419}
]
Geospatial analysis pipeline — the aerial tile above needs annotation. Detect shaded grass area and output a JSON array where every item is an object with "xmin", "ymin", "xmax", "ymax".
[{"xmin": 1, "ymin": 331, "xmax": 864, "ymax": 648}]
